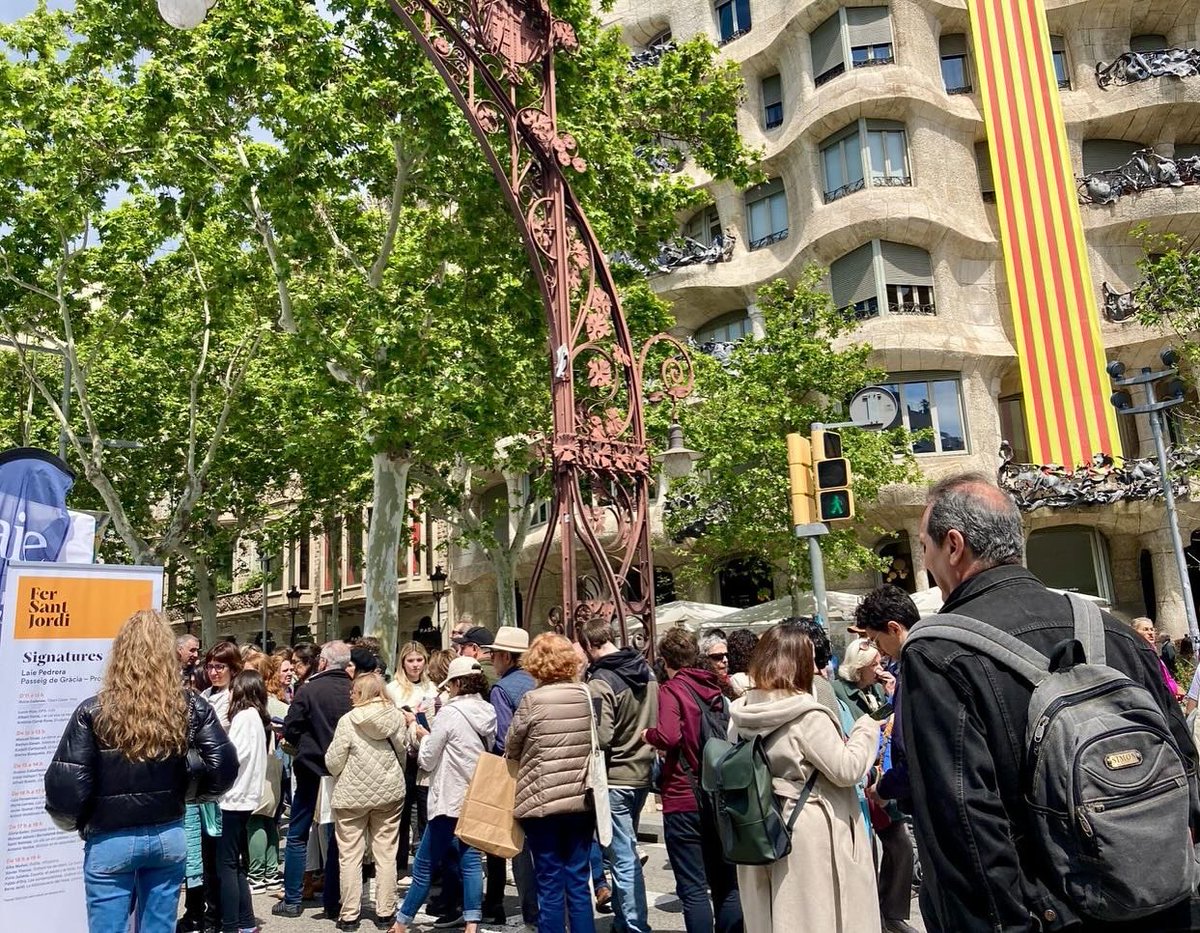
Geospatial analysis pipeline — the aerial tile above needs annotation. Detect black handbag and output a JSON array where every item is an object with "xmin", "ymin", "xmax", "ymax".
[{"xmin": 183, "ymin": 693, "xmax": 206, "ymax": 803}]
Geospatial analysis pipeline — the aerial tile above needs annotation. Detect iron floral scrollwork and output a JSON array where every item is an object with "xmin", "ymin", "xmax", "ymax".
[
  {"xmin": 1096, "ymin": 48, "xmax": 1200, "ymax": 89},
  {"xmin": 1078, "ymin": 149, "xmax": 1200, "ymax": 205}
]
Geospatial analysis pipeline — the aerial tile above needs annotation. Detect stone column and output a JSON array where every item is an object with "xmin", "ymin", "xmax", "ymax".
[
  {"xmin": 1147, "ymin": 532, "xmax": 1189, "ymax": 638},
  {"xmin": 747, "ymin": 302, "xmax": 766, "ymax": 340}
]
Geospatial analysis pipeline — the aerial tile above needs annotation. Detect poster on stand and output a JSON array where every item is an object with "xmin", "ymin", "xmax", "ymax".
[{"xmin": 0, "ymin": 561, "xmax": 163, "ymax": 929}]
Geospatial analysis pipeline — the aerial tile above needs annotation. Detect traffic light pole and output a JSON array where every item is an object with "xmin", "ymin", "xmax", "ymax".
[{"xmin": 793, "ymin": 522, "xmax": 830, "ymax": 626}]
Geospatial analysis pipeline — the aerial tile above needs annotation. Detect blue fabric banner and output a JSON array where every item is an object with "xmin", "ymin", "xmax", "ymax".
[{"xmin": 0, "ymin": 448, "xmax": 74, "ymax": 609}]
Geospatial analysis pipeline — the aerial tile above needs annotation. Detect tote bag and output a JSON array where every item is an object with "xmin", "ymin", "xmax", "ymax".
[
  {"xmin": 253, "ymin": 734, "xmax": 284, "ymax": 817},
  {"xmin": 580, "ymin": 684, "xmax": 613, "ymax": 848},
  {"xmin": 455, "ymin": 752, "xmax": 525, "ymax": 858}
]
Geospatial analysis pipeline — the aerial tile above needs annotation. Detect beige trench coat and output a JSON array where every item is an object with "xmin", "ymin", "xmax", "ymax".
[{"xmin": 729, "ymin": 688, "xmax": 883, "ymax": 933}]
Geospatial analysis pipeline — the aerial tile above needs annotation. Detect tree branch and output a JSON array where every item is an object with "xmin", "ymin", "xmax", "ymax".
[
  {"xmin": 233, "ymin": 136, "xmax": 296, "ymax": 333},
  {"xmin": 369, "ymin": 137, "xmax": 420, "ymax": 288},
  {"xmin": 314, "ymin": 201, "xmax": 371, "ymax": 280}
]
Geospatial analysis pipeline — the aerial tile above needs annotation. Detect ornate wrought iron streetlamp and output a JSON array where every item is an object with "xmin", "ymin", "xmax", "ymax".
[{"xmin": 161, "ymin": 0, "xmax": 696, "ymax": 654}]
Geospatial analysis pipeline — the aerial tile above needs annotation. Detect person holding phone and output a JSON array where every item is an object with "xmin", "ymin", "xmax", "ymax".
[
  {"xmin": 832, "ymin": 638, "xmax": 892, "ymax": 718},
  {"xmin": 728, "ymin": 621, "xmax": 883, "ymax": 933}
]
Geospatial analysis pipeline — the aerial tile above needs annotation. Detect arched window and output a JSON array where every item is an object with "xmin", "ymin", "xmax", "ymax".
[
  {"xmin": 1026, "ymin": 525, "xmax": 1113, "ymax": 602},
  {"xmin": 877, "ymin": 533, "xmax": 917, "ymax": 593},
  {"xmin": 1082, "ymin": 139, "xmax": 1144, "ymax": 175},
  {"xmin": 718, "ymin": 557, "xmax": 775, "ymax": 608},
  {"xmin": 1130, "ymin": 34, "xmax": 1168, "ymax": 53}
]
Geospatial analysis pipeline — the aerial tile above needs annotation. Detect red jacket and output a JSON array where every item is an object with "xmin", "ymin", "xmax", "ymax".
[{"xmin": 643, "ymin": 667, "xmax": 725, "ymax": 814}]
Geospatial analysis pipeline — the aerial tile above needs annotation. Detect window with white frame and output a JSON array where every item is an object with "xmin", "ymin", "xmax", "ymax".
[
  {"xmin": 716, "ymin": 0, "xmax": 751, "ymax": 44},
  {"xmin": 939, "ymin": 33, "xmax": 972, "ymax": 94},
  {"xmin": 829, "ymin": 240, "xmax": 935, "ymax": 319},
  {"xmin": 683, "ymin": 205, "xmax": 722, "ymax": 247},
  {"xmin": 881, "ymin": 374, "xmax": 967, "ymax": 454},
  {"xmin": 744, "ymin": 178, "xmax": 788, "ymax": 249},
  {"xmin": 810, "ymin": 6, "xmax": 894, "ymax": 87},
  {"xmin": 1026, "ymin": 525, "xmax": 1114, "ymax": 602},
  {"xmin": 820, "ymin": 120, "xmax": 909, "ymax": 201},
  {"xmin": 761, "ymin": 73, "xmax": 783, "ymax": 129}
]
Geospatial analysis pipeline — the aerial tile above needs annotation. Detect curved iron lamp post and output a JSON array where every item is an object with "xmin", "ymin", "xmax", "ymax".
[{"xmin": 160, "ymin": 0, "xmax": 696, "ymax": 654}]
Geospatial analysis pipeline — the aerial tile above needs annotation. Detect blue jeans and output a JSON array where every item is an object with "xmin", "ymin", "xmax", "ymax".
[
  {"xmin": 603, "ymin": 787, "xmax": 650, "ymax": 933},
  {"xmin": 398, "ymin": 816, "xmax": 482, "ymax": 924},
  {"xmin": 83, "ymin": 821, "xmax": 187, "ymax": 933},
  {"xmin": 589, "ymin": 840, "xmax": 608, "ymax": 888},
  {"xmin": 523, "ymin": 812, "xmax": 596, "ymax": 933},
  {"xmin": 282, "ymin": 765, "xmax": 339, "ymax": 915}
]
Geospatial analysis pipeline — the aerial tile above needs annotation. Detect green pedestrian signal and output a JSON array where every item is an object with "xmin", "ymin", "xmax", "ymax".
[
  {"xmin": 812, "ymin": 450, "xmax": 854, "ymax": 523},
  {"xmin": 819, "ymin": 489, "xmax": 853, "ymax": 521}
]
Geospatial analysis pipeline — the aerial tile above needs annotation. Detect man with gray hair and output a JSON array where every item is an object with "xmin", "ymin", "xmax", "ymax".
[
  {"xmin": 276, "ymin": 641, "xmax": 354, "ymax": 919},
  {"xmin": 903, "ymin": 473, "xmax": 1200, "ymax": 932}
]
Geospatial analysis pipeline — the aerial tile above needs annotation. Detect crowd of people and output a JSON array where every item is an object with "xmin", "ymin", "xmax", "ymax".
[{"xmin": 43, "ymin": 470, "xmax": 1200, "ymax": 933}]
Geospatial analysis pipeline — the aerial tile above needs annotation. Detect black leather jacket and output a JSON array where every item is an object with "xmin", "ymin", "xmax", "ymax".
[
  {"xmin": 44, "ymin": 692, "xmax": 237, "ymax": 838},
  {"xmin": 901, "ymin": 566, "xmax": 1200, "ymax": 933}
]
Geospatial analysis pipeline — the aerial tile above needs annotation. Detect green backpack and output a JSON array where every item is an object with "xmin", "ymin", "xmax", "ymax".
[{"xmin": 700, "ymin": 732, "xmax": 819, "ymax": 865}]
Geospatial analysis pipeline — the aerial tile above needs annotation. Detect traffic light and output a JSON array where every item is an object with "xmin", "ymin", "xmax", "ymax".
[
  {"xmin": 786, "ymin": 433, "xmax": 815, "ymax": 526},
  {"xmin": 811, "ymin": 429, "xmax": 855, "ymax": 522}
]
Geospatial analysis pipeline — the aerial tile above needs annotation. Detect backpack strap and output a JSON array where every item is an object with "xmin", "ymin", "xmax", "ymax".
[
  {"xmin": 907, "ymin": 614, "xmax": 1051, "ymax": 687},
  {"xmin": 783, "ymin": 769, "xmax": 820, "ymax": 834},
  {"xmin": 1067, "ymin": 592, "xmax": 1107, "ymax": 667}
]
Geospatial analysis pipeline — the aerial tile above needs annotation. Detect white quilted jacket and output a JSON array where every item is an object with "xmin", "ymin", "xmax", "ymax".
[{"xmin": 324, "ymin": 699, "xmax": 408, "ymax": 810}]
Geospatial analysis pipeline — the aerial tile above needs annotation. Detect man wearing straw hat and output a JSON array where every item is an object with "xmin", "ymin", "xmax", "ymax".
[{"xmin": 484, "ymin": 626, "xmax": 539, "ymax": 927}]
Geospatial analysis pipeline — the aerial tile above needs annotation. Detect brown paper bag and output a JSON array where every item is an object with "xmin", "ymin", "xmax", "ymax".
[{"xmin": 455, "ymin": 752, "xmax": 525, "ymax": 858}]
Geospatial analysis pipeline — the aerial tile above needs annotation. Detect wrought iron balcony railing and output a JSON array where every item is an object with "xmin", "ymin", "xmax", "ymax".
[
  {"xmin": 946, "ymin": 83, "xmax": 973, "ymax": 95},
  {"xmin": 629, "ymin": 41, "xmax": 676, "ymax": 71},
  {"xmin": 1102, "ymin": 282, "xmax": 1138, "ymax": 322},
  {"xmin": 1096, "ymin": 48, "xmax": 1200, "ymax": 89},
  {"xmin": 612, "ymin": 233, "xmax": 736, "ymax": 277},
  {"xmin": 748, "ymin": 228, "xmax": 789, "ymax": 250},
  {"xmin": 888, "ymin": 301, "xmax": 937, "ymax": 316},
  {"xmin": 1078, "ymin": 148, "xmax": 1200, "ymax": 205}
]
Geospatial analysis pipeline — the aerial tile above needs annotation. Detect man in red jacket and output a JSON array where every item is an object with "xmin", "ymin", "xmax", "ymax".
[{"xmin": 643, "ymin": 627, "xmax": 744, "ymax": 933}]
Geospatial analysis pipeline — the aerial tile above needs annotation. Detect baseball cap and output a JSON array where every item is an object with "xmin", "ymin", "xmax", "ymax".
[
  {"xmin": 438, "ymin": 656, "xmax": 484, "ymax": 690},
  {"xmin": 451, "ymin": 625, "xmax": 494, "ymax": 647}
]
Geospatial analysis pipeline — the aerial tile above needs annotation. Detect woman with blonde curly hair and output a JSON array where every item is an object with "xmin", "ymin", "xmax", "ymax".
[
  {"xmin": 506, "ymin": 633, "xmax": 597, "ymax": 933},
  {"xmin": 45, "ymin": 610, "xmax": 238, "ymax": 933}
]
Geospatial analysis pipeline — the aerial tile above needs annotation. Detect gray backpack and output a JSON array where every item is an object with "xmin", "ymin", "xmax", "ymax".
[{"xmin": 907, "ymin": 593, "xmax": 1198, "ymax": 922}]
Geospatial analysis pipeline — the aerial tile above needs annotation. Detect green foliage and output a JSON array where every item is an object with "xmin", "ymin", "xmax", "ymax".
[{"xmin": 664, "ymin": 270, "xmax": 919, "ymax": 599}]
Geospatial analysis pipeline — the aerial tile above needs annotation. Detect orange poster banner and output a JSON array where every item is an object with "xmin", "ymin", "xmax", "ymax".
[{"xmin": 11, "ymin": 575, "xmax": 155, "ymax": 640}]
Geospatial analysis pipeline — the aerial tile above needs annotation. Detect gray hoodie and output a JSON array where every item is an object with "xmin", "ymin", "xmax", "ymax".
[
  {"xmin": 324, "ymin": 699, "xmax": 407, "ymax": 810},
  {"xmin": 418, "ymin": 694, "xmax": 497, "ymax": 818}
]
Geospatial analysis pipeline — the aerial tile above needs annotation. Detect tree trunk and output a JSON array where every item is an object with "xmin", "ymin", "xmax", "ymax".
[
  {"xmin": 789, "ymin": 570, "xmax": 804, "ymax": 618},
  {"xmin": 363, "ymin": 450, "xmax": 412, "ymax": 670},
  {"xmin": 186, "ymin": 549, "xmax": 219, "ymax": 646},
  {"xmin": 490, "ymin": 546, "xmax": 519, "ymax": 628}
]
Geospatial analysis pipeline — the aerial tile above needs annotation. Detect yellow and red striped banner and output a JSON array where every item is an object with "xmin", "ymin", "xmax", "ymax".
[{"xmin": 969, "ymin": 0, "xmax": 1122, "ymax": 465}]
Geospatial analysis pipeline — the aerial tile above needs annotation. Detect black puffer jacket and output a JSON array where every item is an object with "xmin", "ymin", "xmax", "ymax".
[{"xmin": 44, "ymin": 692, "xmax": 237, "ymax": 839}]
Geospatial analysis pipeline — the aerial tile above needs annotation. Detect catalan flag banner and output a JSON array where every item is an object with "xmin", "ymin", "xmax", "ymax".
[{"xmin": 968, "ymin": 0, "xmax": 1122, "ymax": 466}]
